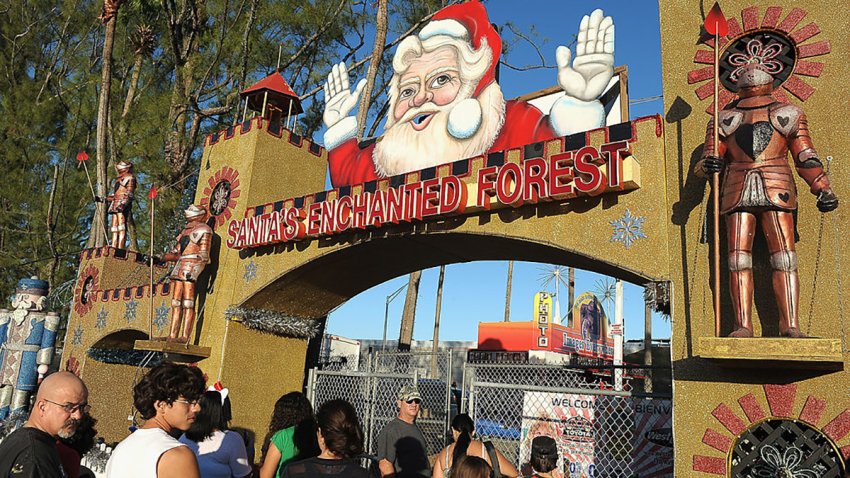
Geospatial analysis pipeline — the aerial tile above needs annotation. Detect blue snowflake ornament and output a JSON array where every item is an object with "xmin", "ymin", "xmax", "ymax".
[
  {"xmin": 95, "ymin": 307, "xmax": 108, "ymax": 329},
  {"xmin": 154, "ymin": 303, "xmax": 170, "ymax": 333},
  {"xmin": 610, "ymin": 209, "xmax": 647, "ymax": 249},
  {"xmin": 244, "ymin": 261, "xmax": 258, "ymax": 282},
  {"xmin": 124, "ymin": 299, "xmax": 138, "ymax": 323},
  {"xmin": 72, "ymin": 325, "xmax": 84, "ymax": 345}
]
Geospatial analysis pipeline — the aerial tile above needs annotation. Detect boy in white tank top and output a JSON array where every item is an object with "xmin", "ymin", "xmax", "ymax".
[{"xmin": 106, "ymin": 362, "xmax": 206, "ymax": 478}]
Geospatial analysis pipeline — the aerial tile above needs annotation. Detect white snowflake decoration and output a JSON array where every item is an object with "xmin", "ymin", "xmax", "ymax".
[
  {"xmin": 610, "ymin": 209, "xmax": 647, "ymax": 249},
  {"xmin": 95, "ymin": 307, "xmax": 108, "ymax": 329},
  {"xmin": 154, "ymin": 303, "xmax": 170, "ymax": 333},
  {"xmin": 244, "ymin": 261, "xmax": 258, "ymax": 282},
  {"xmin": 124, "ymin": 299, "xmax": 138, "ymax": 323},
  {"xmin": 72, "ymin": 325, "xmax": 84, "ymax": 345},
  {"xmin": 752, "ymin": 445, "xmax": 820, "ymax": 478}
]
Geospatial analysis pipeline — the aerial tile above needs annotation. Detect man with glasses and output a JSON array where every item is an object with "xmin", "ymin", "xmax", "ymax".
[
  {"xmin": 376, "ymin": 384, "xmax": 430, "ymax": 477},
  {"xmin": 106, "ymin": 362, "xmax": 205, "ymax": 478},
  {"xmin": 0, "ymin": 371, "xmax": 89, "ymax": 477}
]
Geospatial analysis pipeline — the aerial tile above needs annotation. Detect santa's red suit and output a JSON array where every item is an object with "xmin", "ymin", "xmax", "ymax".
[{"xmin": 328, "ymin": 100, "xmax": 556, "ymax": 186}]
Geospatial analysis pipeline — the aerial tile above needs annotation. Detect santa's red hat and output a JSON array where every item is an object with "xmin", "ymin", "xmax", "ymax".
[
  {"xmin": 419, "ymin": 1, "xmax": 501, "ymax": 98},
  {"xmin": 417, "ymin": 1, "xmax": 502, "ymax": 139}
]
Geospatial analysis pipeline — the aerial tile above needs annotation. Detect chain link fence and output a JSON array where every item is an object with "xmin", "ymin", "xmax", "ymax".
[
  {"xmin": 307, "ymin": 350, "xmax": 453, "ymax": 459},
  {"xmin": 308, "ymin": 353, "xmax": 672, "ymax": 477},
  {"xmin": 465, "ymin": 362, "xmax": 673, "ymax": 478}
]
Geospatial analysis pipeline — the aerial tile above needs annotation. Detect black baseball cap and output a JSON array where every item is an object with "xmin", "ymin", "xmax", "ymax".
[{"xmin": 531, "ymin": 435, "xmax": 558, "ymax": 457}]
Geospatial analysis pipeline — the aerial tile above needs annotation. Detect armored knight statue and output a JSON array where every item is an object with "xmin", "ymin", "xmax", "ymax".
[
  {"xmin": 696, "ymin": 47, "xmax": 839, "ymax": 338},
  {"xmin": 0, "ymin": 278, "xmax": 59, "ymax": 419},
  {"xmin": 106, "ymin": 160, "xmax": 136, "ymax": 249},
  {"xmin": 161, "ymin": 205, "xmax": 212, "ymax": 342}
]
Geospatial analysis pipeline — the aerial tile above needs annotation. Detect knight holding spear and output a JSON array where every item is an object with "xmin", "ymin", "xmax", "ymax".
[{"xmin": 695, "ymin": 33, "xmax": 839, "ymax": 338}]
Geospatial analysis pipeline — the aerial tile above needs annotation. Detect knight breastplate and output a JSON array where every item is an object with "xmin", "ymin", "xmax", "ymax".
[
  {"xmin": 176, "ymin": 223, "xmax": 211, "ymax": 260},
  {"xmin": 110, "ymin": 172, "xmax": 136, "ymax": 213},
  {"xmin": 113, "ymin": 173, "xmax": 135, "ymax": 199},
  {"xmin": 170, "ymin": 222, "xmax": 212, "ymax": 282},
  {"xmin": 718, "ymin": 100, "xmax": 798, "ymax": 213}
]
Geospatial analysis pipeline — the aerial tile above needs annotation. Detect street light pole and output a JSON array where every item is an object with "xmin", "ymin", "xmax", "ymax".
[{"xmin": 382, "ymin": 283, "xmax": 407, "ymax": 351}]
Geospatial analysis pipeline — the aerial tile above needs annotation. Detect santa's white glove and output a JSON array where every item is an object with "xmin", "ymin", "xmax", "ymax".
[
  {"xmin": 323, "ymin": 61, "xmax": 366, "ymax": 150},
  {"xmin": 550, "ymin": 9, "xmax": 614, "ymax": 136},
  {"xmin": 557, "ymin": 9, "xmax": 614, "ymax": 101}
]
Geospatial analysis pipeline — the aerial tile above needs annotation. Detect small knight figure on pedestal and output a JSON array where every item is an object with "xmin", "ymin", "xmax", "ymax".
[
  {"xmin": 696, "ymin": 55, "xmax": 839, "ymax": 338},
  {"xmin": 0, "ymin": 278, "xmax": 59, "ymax": 419},
  {"xmin": 106, "ymin": 160, "xmax": 136, "ymax": 249},
  {"xmin": 161, "ymin": 205, "xmax": 212, "ymax": 343}
]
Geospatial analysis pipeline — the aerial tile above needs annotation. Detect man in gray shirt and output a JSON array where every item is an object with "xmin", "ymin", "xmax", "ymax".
[{"xmin": 376, "ymin": 384, "xmax": 430, "ymax": 478}]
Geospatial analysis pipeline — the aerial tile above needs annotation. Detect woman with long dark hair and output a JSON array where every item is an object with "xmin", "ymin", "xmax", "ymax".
[
  {"xmin": 259, "ymin": 392, "xmax": 319, "ymax": 478},
  {"xmin": 280, "ymin": 399, "xmax": 368, "ymax": 477},
  {"xmin": 179, "ymin": 390, "xmax": 252, "ymax": 478},
  {"xmin": 432, "ymin": 414, "xmax": 518, "ymax": 478}
]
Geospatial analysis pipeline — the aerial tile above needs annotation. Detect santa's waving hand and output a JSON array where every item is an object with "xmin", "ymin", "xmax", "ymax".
[
  {"xmin": 549, "ymin": 9, "xmax": 615, "ymax": 136},
  {"xmin": 323, "ymin": 61, "xmax": 366, "ymax": 149}
]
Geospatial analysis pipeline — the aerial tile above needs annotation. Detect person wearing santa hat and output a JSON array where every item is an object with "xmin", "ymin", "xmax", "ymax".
[{"xmin": 322, "ymin": 1, "xmax": 614, "ymax": 188}]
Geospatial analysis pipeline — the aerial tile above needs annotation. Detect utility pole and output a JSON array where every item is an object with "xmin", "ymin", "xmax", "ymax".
[
  {"xmin": 430, "ymin": 266, "xmax": 445, "ymax": 378},
  {"xmin": 503, "ymin": 261, "xmax": 513, "ymax": 322},
  {"xmin": 614, "ymin": 279, "xmax": 624, "ymax": 392},
  {"xmin": 398, "ymin": 270, "xmax": 421, "ymax": 352},
  {"xmin": 644, "ymin": 288, "xmax": 654, "ymax": 393},
  {"xmin": 568, "ymin": 267, "xmax": 575, "ymax": 326}
]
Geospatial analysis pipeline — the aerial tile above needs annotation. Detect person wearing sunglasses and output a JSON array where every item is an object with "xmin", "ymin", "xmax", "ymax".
[
  {"xmin": 106, "ymin": 362, "xmax": 206, "ymax": 478},
  {"xmin": 375, "ymin": 384, "xmax": 430, "ymax": 478},
  {"xmin": 0, "ymin": 371, "xmax": 89, "ymax": 478}
]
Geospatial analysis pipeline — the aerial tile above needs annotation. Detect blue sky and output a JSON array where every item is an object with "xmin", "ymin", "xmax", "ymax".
[{"xmin": 325, "ymin": 0, "xmax": 667, "ymax": 343}]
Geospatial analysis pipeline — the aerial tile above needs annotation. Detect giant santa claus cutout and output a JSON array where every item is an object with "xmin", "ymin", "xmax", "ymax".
[{"xmin": 322, "ymin": 1, "xmax": 615, "ymax": 188}]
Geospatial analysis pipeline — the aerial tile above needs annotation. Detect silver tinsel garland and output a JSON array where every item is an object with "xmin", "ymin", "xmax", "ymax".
[
  {"xmin": 87, "ymin": 347, "xmax": 163, "ymax": 367},
  {"xmin": 0, "ymin": 410, "xmax": 27, "ymax": 441},
  {"xmin": 224, "ymin": 306, "xmax": 321, "ymax": 338}
]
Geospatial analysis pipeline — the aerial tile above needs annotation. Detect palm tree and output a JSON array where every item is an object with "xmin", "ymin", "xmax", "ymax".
[
  {"xmin": 593, "ymin": 278, "xmax": 617, "ymax": 319},
  {"xmin": 89, "ymin": 0, "xmax": 125, "ymax": 248},
  {"xmin": 398, "ymin": 270, "xmax": 421, "ymax": 352},
  {"xmin": 504, "ymin": 261, "xmax": 513, "ymax": 321},
  {"xmin": 538, "ymin": 265, "xmax": 571, "ymax": 324}
]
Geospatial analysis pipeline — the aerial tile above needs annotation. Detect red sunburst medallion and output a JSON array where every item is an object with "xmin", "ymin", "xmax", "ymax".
[
  {"xmin": 692, "ymin": 383, "xmax": 849, "ymax": 476},
  {"xmin": 689, "ymin": 5, "xmax": 831, "ymax": 114},
  {"xmin": 73, "ymin": 264, "xmax": 100, "ymax": 316},
  {"xmin": 200, "ymin": 166, "xmax": 241, "ymax": 229}
]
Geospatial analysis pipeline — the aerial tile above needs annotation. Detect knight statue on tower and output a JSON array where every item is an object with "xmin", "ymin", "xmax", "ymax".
[
  {"xmin": 0, "ymin": 278, "xmax": 59, "ymax": 420},
  {"xmin": 696, "ymin": 42, "xmax": 839, "ymax": 338},
  {"xmin": 161, "ymin": 205, "xmax": 212, "ymax": 343},
  {"xmin": 106, "ymin": 160, "xmax": 136, "ymax": 249}
]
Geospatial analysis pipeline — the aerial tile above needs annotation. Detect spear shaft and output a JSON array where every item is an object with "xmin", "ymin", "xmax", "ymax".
[{"xmin": 712, "ymin": 27, "xmax": 721, "ymax": 337}]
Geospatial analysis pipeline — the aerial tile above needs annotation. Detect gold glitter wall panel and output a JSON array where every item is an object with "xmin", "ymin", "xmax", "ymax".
[{"xmin": 660, "ymin": 0, "xmax": 850, "ymax": 474}]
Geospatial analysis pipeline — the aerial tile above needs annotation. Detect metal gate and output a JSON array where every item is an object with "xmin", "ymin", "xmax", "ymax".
[
  {"xmin": 306, "ymin": 350, "xmax": 453, "ymax": 457},
  {"xmin": 464, "ymin": 362, "xmax": 673, "ymax": 477}
]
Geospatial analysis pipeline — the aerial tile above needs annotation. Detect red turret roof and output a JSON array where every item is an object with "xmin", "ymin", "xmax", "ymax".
[
  {"xmin": 241, "ymin": 72, "xmax": 298, "ymax": 97},
  {"xmin": 241, "ymin": 72, "xmax": 303, "ymax": 115}
]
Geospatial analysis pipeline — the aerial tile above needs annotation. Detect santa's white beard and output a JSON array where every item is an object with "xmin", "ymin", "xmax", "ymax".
[{"xmin": 373, "ymin": 84, "xmax": 506, "ymax": 177}]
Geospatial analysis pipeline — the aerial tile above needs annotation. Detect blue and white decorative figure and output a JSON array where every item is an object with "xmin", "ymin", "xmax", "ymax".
[
  {"xmin": 154, "ymin": 303, "xmax": 169, "ymax": 333},
  {"xmin": 609, "ymin": 209, "xmax": 647, "ymax": 249},
  {"xmin": 124, "ymin": 298, "xmax": 138, "ymax": 323},
  {"xmin": 95, "ymin": 307, "xmax": 108, "ymax": 330},
  {"xmin": 244, "ymin": 260, "xmax": 258, "ymax": 282},
  {"xmin": 0, "ymin": 277, "xmax": 60, "ymax": 420}
]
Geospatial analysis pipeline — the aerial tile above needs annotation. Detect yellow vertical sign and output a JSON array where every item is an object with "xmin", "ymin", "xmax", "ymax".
[{"xmin": 534, "ymin": 292, "xmax": 553, "ymax": 348}]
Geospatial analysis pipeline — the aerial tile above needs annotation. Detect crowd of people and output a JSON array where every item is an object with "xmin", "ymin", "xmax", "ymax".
[{"xmin": 0, "ymin": 362, "xmax": 562, "ymax": 478}]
